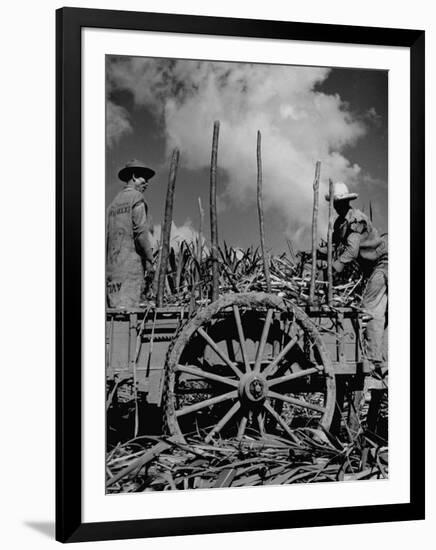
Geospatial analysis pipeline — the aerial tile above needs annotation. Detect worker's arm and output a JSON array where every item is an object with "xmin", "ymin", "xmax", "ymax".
[
  {"xmin": 132, "ymin": 202, "xmax": 153, "ymax": 269},
  {"xmin": 332, "ymin": 232, "xmax": 361, "ymax": 273},
  {"xmin": 318, "ymin": 221, "xmax": 341, "ymax": 259},
  {"xmin": 317, "ymin": 245, "xmax": 327, "ymax": 259}
]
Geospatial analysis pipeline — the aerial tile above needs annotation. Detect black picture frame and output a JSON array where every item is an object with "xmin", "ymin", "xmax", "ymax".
[{"xmin": 56, "ymin": 7, "xmax": 425, "ymax": 543}]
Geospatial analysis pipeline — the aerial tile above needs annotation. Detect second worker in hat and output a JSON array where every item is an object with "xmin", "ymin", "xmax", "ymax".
[{"xmin": 324, "ymin": 181, "xmax": 388, "ymax": 375}]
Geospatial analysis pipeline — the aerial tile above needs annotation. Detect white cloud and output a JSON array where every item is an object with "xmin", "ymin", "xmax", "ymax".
[
  {"xmin": 106, "ymin": 100, "xmax": 132, "ymax": 148},
  {"xmin": 150, "ymin": 219, "xmax": 204, "ymax": 250},
  {"xmin": 108, "ymin": 58, "xmax": 369, "ymax": 246}
]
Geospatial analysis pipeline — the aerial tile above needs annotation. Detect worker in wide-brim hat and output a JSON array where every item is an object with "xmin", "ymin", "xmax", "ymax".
[
  {"xmin": 118, "ymin": 159, "xmax": 156, "ymax": 183},
  {"xmin": 106, "ymin": 159, "xmax": 156, "ymax": 308},
  {"xmin": 324, "ymin": 181, "xmax": 388, "ymax": 375}
]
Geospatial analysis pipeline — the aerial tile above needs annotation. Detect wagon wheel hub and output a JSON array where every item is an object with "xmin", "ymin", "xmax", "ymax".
[{"xmin": 239, "ymin": 373, "xmax": 268, "ymax": 403}]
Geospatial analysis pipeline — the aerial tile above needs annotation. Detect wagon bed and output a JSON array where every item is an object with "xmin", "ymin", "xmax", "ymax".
[
  {"xmin": 106, "ymin": 292, "xmax": 384, "ymax": 444},
  {"xmin": 107, "ymin": 302, "xmax": 373, "ymax": 380}
]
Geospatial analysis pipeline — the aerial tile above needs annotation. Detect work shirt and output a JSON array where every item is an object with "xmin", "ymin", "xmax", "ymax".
[
  {"xmin": 106, "ymin": 184, "xmax": 150, "ymax": 286},
  {"xmin": 333, "ymin": 208, "xmax": 388, "ymax": 276}
]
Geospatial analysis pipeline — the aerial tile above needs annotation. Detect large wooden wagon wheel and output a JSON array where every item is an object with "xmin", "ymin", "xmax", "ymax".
[{"xmin": 164, "ymin": 292, "xmax": 336, "ymax": 443}]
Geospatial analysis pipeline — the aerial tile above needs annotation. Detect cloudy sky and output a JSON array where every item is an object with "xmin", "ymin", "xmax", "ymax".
[{"xmin": 106, "ymin": 56, "xmax": 387, "ymax": 253}]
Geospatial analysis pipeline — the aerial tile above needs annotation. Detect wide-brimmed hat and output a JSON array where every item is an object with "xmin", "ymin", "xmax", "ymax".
[
  {"xmin": 118, "ymin": 159, "xmax": 155, "ymax": 183},
  {"xmin": 325, "ymin": 182, "xmax": 358, "ymax": 202}
]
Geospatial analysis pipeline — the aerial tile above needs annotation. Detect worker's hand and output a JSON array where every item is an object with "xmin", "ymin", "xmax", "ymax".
[
  {"xmin": 332, "ymin": 259, "xmax": 345, "ymax": 273},
  {"xmin": 316, "ymin": 259, "xmax": 327, "ymax": 270},
  {"xmin": 143, "ymin": 260, "xmax": 155, "ymax": 284},
  {"xmin": 315, "ymin": 260, "xmax": 328, "ymax": 282}
]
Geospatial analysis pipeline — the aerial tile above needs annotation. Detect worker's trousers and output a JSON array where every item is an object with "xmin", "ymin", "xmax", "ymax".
[{"xmin": 362, "ymin": 264, "xmax": 388, "ymax": 367}]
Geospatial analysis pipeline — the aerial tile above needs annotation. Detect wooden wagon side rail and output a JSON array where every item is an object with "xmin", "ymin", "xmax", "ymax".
[{"xmin": 107, "ymin": 306, "xmax": 188, "ymax": 315}]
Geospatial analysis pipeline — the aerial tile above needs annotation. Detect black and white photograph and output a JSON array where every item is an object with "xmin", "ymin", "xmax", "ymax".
[
  {"xmin": 0, "ymin": 0, "xmax": 430, "ymax": 546},
  {"xmin": 105, "ymin": 55, "xmax": 389, "ymax": 493}
]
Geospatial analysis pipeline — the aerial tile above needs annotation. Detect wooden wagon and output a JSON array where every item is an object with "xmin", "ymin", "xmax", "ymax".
[{"xmin": 106, "ymin": 291, "xmax": 382, "ymax": 444}]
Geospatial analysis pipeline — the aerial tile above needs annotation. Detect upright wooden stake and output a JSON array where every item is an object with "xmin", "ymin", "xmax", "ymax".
[
  {"xmin": 198, "ymin": 196, "xmax": 204, "ymax": 265},
  {"xmin": 327, "ymin": 178, "xmax": 334, "ymax": 305},
  {"xmin": 210, "ymin": 121, "xmax": 220, "ymax": 302},
  {"xmin": 156, "ymin": 148, "xmax": 179, "ymax": 307},
  {"xmin": 151, "ymin": 238, "xmax": 162, "ymax": 297},
  {"xmin": 256, "ymin": 131, "xmax": 272, "ymax": 293},
  {"xmin": 309, "ymin": 161, "xmax": 321, "ymax": 305},
  {"xmin": 196, "ymin": 196, "xmax": 205, "ymax": 304}
]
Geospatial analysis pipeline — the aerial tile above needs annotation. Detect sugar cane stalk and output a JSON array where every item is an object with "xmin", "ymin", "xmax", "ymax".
[
  {"xmin": 257, "ymin": 130, "xmax": 272, "ymax": 293},
  {"xmin": 327, "ymin": 178, "xmax": 334, "ymax": 305},
  {"xmin": 156, "ymin": 148, "xmax": 179, "ymax": 307},
  {"xmin": 210, "ymin": 121, "xmax": 220, "ymax": 302},
  {"xmin": 309, "ymin": 161, "xmax": 321, "ymax": 304},
  {"xmin": 107, "ymin": 439, "xmax": 175, "ymax": 487}
]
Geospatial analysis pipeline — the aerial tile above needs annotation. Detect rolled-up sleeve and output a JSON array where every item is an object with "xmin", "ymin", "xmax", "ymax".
[
  {"xmin": 132, "ymin": 202, "xmax": 148, "ymax": 237},
  {"xmin": 338, "ymin": 232, "xmax": 361, "ymax": 264}
]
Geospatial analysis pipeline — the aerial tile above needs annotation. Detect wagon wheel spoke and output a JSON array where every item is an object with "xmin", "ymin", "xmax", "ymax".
[
  {"xmin": 267, "ymin": 390, "xmax": 326, "ymax": 414},
  {"xmin": 204, "ymin": 401, "xmax": 241, "ymax": 443},
  {"xmin": 197, "ymin": 327, "xmax": 243, "ymax": 378},
  {"xmin": 262, "ymin": 333, "xmax": 300, "ymax": 378},
  {"xmin": 237, "ymin": 415, "xmax": 248, "ymax": 440},
  {"xmin": 175, "ymin": 390, "xmax": 238, "ymax": 418},
  {"xmin": 233, "ymin": 305, "xmax": 250, "ymax": 372},
  {"xmin": 175, "ymin": 365, "xmax": 239, "ymax": 388},
  {"xmin": 263, "ymin": 401, "xmax": 300, "ymax": 443},
  {"xmin": 267, "ymin": 366, "xmax": 321, "ymax": 388},
  {"xmin": 253, "ymin": 309, "xmax": 274, "ymax": 373},
  {"xmin": 257, "ymin": 411, "xmax": 266, "ymax": 436}
]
